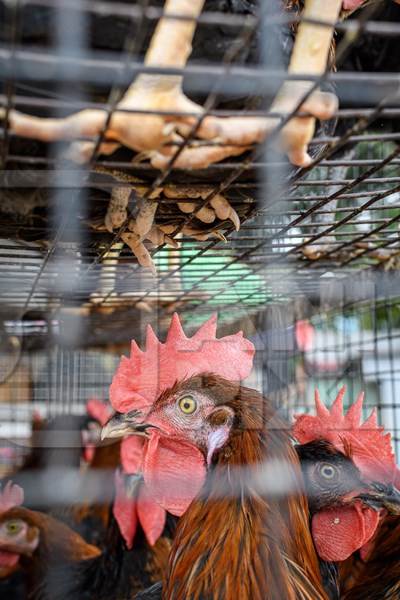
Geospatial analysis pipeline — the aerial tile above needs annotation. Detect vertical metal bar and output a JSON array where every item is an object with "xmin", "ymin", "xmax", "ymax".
[
  {"xmin": 49, "ymin": 2, "xmax": 88, "ymax": 343},
  {"xmin": 260, "ymin": 0, "xmax": 291, "ymax": 402},
  {"xmin": 1, "ymin": 0, "xmax": 20, "ymax": 168},
  {"xmin": 385, "ymin": 300, "xmax": 399, "ymax": 458}
]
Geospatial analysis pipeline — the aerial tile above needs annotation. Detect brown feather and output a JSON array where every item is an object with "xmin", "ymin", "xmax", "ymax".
[
  {"xmin": 341, "ymin": 515, "xmax": 400, "ymax": 599},
  {"xmin": 161, "ymin": 375, "xmax": 328, "ymax": 600}
]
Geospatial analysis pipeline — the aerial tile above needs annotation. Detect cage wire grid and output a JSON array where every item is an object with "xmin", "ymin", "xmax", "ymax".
[{"xmin": 0, "ymin": 1, "xmax": 399, "ymax": 488}]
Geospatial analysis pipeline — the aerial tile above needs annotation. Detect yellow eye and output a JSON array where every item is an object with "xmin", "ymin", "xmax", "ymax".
[
  {"xmin": 6, "ymin": 520, "xmax": 22, "ymax": 536},
  {"xmin": 178, "ymin": 396, "xmax": 197, "ymax": 415}
]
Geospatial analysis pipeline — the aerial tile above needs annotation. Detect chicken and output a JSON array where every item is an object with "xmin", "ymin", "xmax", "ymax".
[
  {"xmin": 0, "ymin": 401, "xmax": 176, "ymax": 599},
  {"xmin": 102, "ymin": 312, "xmax": 330, "ymax": 599},
  {"xmin": 2, "ymin": 0, "xmax": 347, "ymax": 171},
  {"xmin": 0, "ymin": 481, "xmax": 101, "ymax": 599},
  {"xmin": 0, "ymin": 505, "xmax": 100, "ymax": 598},
  {"xmin": 0, "ymin": 483, "xmax": 25, "ymax": 600},
  {"xmin": 292, "ymin": 388, "xmax": 400, "ymax": 599},
  {"xmin": 0, "ymin": 479, "xmax": 177, "ymax": 600}
]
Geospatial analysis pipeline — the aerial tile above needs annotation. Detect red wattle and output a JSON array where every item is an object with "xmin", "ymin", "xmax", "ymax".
[
  {"xmin": 120, "ymin": 436, "xmax": 144, "ymax": 474},
  {"xmin": 0, "ymin": 551, "xmax": 19, "ymax": 568},
  {"xmin": 113, "ymin": 470, "xmax": 138, "ymax": 549},
  {"xmin": 312, "ymin": 502, "xmax": 380, "ymax": 562},
  {"xmin": 137, "ymin": 485, "xmax": 166, "ymax": 546},
  {"xmin": 143, "ymin": 433, "xmax": 206, "ymax": 516}
]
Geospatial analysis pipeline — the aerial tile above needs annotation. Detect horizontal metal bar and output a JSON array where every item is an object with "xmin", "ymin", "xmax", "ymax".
[
  {"xmin": 4, "ymin": 93, "xmax": 400, "ymax": 121},
  {"xmin": 13, "ymin": 0, "xmax": 400, "ymax": 39},
  {"xmin": 0, "ymin": 47, "xmax": 399, "ymax": 101}
]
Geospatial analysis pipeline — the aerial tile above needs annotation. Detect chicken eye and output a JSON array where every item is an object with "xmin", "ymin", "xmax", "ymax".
[
  {"xmin": 178, "ymin": 396, "xmax": 197, "ymax": 415},
  {"xmin": 318, "ymin": 463, "xmax": 338, "ymax": 480},
  {"xmin": 6, "ymin": 520, "xmax": 22, "ymax": 536}
]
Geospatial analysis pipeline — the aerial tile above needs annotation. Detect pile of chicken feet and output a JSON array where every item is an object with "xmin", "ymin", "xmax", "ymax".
[{"xmin": 2, "ymin": 0, "xmax": 342, "ymax": 272}]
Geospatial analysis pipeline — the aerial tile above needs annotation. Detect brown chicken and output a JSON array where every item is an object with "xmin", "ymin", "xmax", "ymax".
[
  {"xmin": 0, "ymin": 502, "xmax": 101, "ymax": 598},
  {"xmin": 102, "ymin": 313, "xmax": 329, "ymax": 600}
]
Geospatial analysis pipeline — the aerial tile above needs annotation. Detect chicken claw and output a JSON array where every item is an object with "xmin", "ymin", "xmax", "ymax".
[
  {"xmin": 128, "ymin": 198, "xmax": 158, "ymax": 239},
  {"xmin": 175, "ymin": 199, "xmax": 224, "ymax": 226},
  {"xmin": 150, "ymin": 87, "xmax": 337, "ymax": 170},
  {"xmin": 1, "ymin": 0, "xmax": 340, "ymax": 170},
  {"xmin": 151, "ymin": 142, "xmax": 250, "ymax": 170},
  {"xmin": 210, "ymin": 194, "xmax": 240, "ymax": 231},
  {"xmin": 104, "ymin": 187, "xmax": 131, "ymax": 233},
  {"xmin": 145, "ymin": 225, "xmax": 180, "ymax": 249},
  {"xmin": 121, "ymin": 232, "xmax": 157, "ymax": 276},
  {"xmin": 182, "ymin": 226, "xmax": 227, "ymax": 242},
  {"xmin": 164, "ymin": 185, "xmax": 240, "ymax": 230}
]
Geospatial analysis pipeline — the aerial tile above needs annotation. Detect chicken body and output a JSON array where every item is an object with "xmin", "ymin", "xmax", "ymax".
[
  {"xmin": 340, "ymin": 515, "xmax": 400, "ymax": 599},
  {"xmin": 0, "ymin": 415, "xmax": 171, "ymax": 598},
  {"xmin": 0, "ymin": 408, "xmax": 178, "ymax": 599}
]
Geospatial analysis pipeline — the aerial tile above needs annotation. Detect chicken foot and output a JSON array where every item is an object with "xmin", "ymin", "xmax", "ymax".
[
  {"xmin": 96, "ymin": 167, "xmax": 238, "ymax": 272},
  {"xmin": 152, "ymin": 0, "xmax": 341, "ymax": 169},
  {"xmin": 1, "ymin": 0, "xmax": 220, "ymax": 162}
]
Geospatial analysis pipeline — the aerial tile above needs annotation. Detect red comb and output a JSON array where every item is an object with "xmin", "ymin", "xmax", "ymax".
[
  {"xmin": 110, "ymin": 313, "xmax": 255, "ymax": 413},
  {"xmin": 0, "ymin": 481, "xmax": 24, "ymax": 512},
  {"xmin": 86, "ymin": 398, "xmax": 114, "ymax": 426},
  {"xmin": 292, "ymin": 387, "xmax": 397, "ymax": 483}
]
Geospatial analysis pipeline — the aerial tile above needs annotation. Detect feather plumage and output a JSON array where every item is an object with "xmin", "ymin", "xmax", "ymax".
[{"xmin": 144, "ymin": 375, "xmax": 329, "ymax": 600}]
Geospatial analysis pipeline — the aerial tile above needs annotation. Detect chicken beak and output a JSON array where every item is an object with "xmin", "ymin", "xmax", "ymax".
[
  {"xmin": 101, "ymin": 415, "xmax": 131, "ymax": 441},
  {"xmin": 101, "ymin": 411, "xmax": 153, "ymax": 441},
  {"xmin": 356, "ymin": 482, "xmax": 400, "ymax": 515}
]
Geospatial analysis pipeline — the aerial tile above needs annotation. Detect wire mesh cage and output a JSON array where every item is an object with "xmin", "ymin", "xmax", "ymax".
[{"xmin": 0, "ymin": 0, "xmax": 400, "ymax": 598}]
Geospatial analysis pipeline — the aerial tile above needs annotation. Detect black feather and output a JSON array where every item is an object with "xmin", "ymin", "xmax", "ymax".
[{"xmin": 134, "ymin": 581, "xmax": 163, "ymax": 600}]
